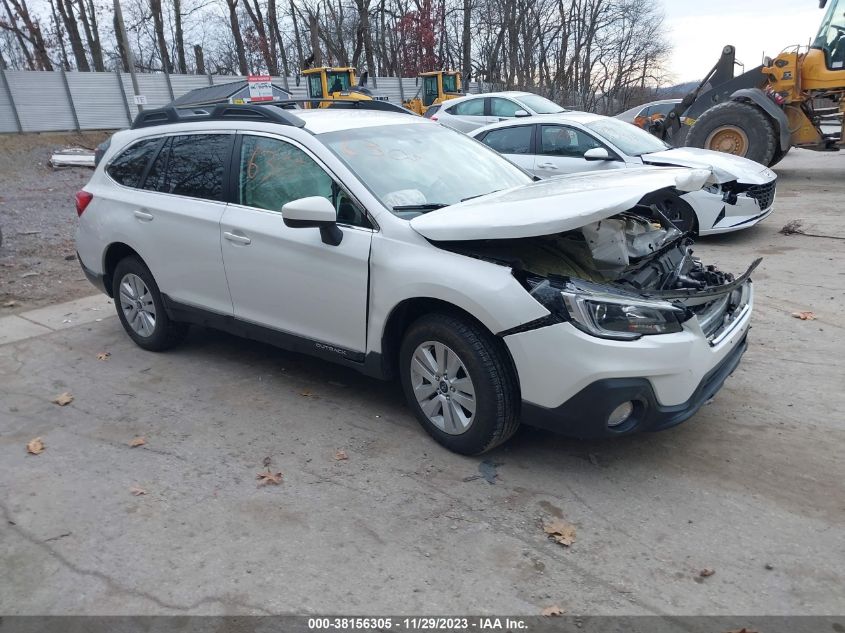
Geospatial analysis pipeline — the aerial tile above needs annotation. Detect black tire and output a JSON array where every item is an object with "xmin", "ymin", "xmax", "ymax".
[
  {"xmin": 399, "ymin": 312, "xmax": 520, "ymax": 455},
  {"xmin": 769, "ymin": 144, "xmax": 791, "ymax": 167},
  {"xmin": 686, "ymin": 100, "xmax": 777, "ymax": 166},
  {"xmin": 111, "ymin": 256, "xmax": 188, "ymax": 351},
  {"xmin": 641, "ymin": 192, "xmax": 699, "ymax": 235}
]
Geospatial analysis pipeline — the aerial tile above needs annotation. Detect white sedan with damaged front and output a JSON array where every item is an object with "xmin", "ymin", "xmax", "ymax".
[{"xmin": 470, "ymin": 111, "xmax": 777, "ymax": 235}]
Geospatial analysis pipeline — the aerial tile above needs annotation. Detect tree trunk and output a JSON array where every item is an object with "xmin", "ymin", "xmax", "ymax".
[
  {"xmin": 76, "ymin": 0, "xmax": 104, "ymax": 71},
  {"xmin": 224, "ymin": 0, "xmax": 249, "ymax": 75},
  {"xmin": 194, "ymin": 44, "xmax": 205, "ymax": 74},
  {"xmin": 243, "ymin": 0, "xmax": 279, "ymax": 74},
  {"xmin": 308, "ymin": 11, "xmax": 322, "ymax": 67},
  {"xmin": 149, "ymin": 0, "xmax": 173, "ymax": 72},
  {"xmin": 461, "ymin": 0, "xmax": 471, "ymax": 81},
  {"xmin": 173, "ymin": 0, "xmax": 187, "ymax": 73},
  {"xmin": 48, "ymin": 0, "xmax": 70, "ymax": 70},
  {"xmin": 54, "ymin": 0, "xmax": 88, "ymax": 70},
  {"xmin": 289, "ymin": 0, "xmax": 305, "ymax": 69}
]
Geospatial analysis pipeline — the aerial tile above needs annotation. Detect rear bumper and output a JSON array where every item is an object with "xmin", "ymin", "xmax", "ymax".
[
  {"xmin": 78, "ymin": 253, "xmax": 108, "ymax": 295},
  {"xmin": 521, "ymin": 334, "xmax": 748, "ymax": 438}
]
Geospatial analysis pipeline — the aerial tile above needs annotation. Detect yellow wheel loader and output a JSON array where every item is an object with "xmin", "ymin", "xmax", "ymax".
[
  {"xmin": 658, "ymin": 0, "xmax": 845, "ymax": 166},
  {"xmin": 402, "ymin": 70, "xmax": 464, "ymax": 116},
  {"xmin": 301, "ymin": 67, "xmax": 388, "ymax": 108}
]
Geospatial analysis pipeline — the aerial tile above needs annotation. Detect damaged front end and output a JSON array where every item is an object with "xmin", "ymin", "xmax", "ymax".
[{"xmin": 439, "ymin": 199, "xmax": 758, "ymax": 345}]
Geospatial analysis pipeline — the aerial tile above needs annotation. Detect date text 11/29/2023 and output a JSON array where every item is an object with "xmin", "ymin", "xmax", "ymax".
[{"xmin": 308, "ymin": 617, "xmax": 529, "ymax": 630}]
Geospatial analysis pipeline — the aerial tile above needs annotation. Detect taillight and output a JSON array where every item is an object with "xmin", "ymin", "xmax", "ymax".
[{"xmin": 75, "ymin": 190, "xmax": 93, "ymax": 216}]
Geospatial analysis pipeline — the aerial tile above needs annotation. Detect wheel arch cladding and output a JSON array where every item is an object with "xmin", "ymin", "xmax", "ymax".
[
  {"xmin": 103, "ymin": 242, "xmax": 144, "ymax": 297},
  {"xmin": 378, "ymin": 297, "xmax": 521, "ymax": 388}
]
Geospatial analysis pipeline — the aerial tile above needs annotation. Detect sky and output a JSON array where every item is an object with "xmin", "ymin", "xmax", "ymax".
[{"xmin": 662, "ymin": 0, "xmax": 825, "ymax": 84}]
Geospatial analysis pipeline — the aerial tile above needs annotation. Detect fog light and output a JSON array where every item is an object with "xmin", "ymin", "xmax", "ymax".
[{"xmin": 607, "ymin": 401, "xmax": 634, "ymax": 428}]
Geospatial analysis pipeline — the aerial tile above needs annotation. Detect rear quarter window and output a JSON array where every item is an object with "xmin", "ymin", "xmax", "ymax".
[
  {"xmin": 106, "ymin": 138, "xmax": 162, "ymax": 188},
  {"xmin": 142, "ymin": 134, "xmax": 232, "ymax": 201}
]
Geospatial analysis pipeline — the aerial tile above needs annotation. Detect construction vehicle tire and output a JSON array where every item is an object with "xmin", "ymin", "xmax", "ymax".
[
  {"xmin": 769, "ymin": 145, "xmax": 791, "ymax": 167},
  {"xmin": 687, "ymin": 100, "xmax": 777, "ymax": 166}
]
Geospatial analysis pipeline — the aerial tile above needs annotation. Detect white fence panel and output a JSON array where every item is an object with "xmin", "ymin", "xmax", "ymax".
[
  {"xmin": 4, "ymin": 71, "xmax": 76, "ymax": 132},
  {"xmin": 0, "ymin": 71, "xmax": 19, "ymax": 132},
  {"xmin": 0, "ymin": 71, "xmax": 492, "ymax": 132},
  {"xmin": 67, "ymin": 71, "xmax": 131, "ymax": 129}
]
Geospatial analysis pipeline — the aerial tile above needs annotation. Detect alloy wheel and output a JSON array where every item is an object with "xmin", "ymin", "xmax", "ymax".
[
  {"xmin": 118, "ymin": 273, "xmax": 156, "ymax": 337},
  {"xmin": 410, "ymin": 340, "xmax": 477, "ymax": 435}
]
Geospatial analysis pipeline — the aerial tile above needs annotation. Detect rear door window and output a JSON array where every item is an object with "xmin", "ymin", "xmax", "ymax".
[
  {"xmin": 481, "ymin": 126, "xmax": 533, "ymax": 154},
  {"xmin": 107, "ymin": 138, "xmax": 162, "ymax": 188},
  {"xmin": 142, "ymin": 134, "xmax": 232, "ymax": 201},
  {"xmin": 450, "ymin": 98, "xmax": 485, "ymax": 116}
]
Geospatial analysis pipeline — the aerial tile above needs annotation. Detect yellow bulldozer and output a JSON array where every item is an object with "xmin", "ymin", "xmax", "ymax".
[
  {"xmin": 659, "ymin": 0, "xmax": 845, "ymax": 166},
  {"xmin": 402, "ymin": 70, "xmax": 464, "ymax": 116}
]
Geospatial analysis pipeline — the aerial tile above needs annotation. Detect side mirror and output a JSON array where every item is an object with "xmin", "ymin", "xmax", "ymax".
[
  {"xmin": 282, "ymin": 196, "xmax": 343, "ymax": 246},
  {"xmin": 514, "ymin": 109, "xmax": 530, "ymax": 118},
  {"xmin": 584, "ymin": 147, "xmax": 612, "ymax": 161}
]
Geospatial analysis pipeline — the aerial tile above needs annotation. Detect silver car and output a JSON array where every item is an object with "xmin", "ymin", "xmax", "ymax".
[{"xmin": 432, "ymin": 91, "xmax": 565, "ymax": 133}]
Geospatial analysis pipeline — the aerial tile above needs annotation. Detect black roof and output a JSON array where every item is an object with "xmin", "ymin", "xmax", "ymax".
[{"xmin": 169, "ymin": 81, "xmax": 292, "ymax": 108}]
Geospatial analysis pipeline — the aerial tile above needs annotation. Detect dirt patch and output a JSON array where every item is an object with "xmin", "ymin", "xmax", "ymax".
[{"xmin": 0, "ymin": 131, "xmax": 113, "ymax": 313}]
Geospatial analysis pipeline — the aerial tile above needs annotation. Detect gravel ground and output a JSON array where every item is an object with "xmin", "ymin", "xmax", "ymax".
[{"xmin": 0, "ymin": 132, "xmax": 111, "ymax": 314}]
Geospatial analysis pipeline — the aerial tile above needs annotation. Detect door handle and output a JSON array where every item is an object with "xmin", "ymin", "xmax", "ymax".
[
  {"xmin": 133, "ymin": 209, "xmax": 153, "ymax": 221},
  {"xmin": 537, "ymin": 162, "xmax": 556, "ymax": 170},
  {"xmin": 223, "ymin": 231, "xmax": 251, "ymax": 245}
]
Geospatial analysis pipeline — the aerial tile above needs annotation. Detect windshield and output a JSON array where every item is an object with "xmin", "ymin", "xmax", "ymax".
[
  {"xmin": 584, "ymin": 117, "xmax": 670, "ymax": 156},
  {"xmin": 442, "ymin": 73, "xmax": 459, "ymax": 93},
  {"xmin": 320, "ymin": 123, "xmax": 531, "ymax": 215},
  {"xmin": 326, "ymin": 71, "xmax": 352, "ymax": 92},
  {"xmin": 813, "ymin": 0, "xmax": 845, "ymax": 68},
  {"xmin": 517, "ymin": 94, "xmax": 565, "ymax": 114}
]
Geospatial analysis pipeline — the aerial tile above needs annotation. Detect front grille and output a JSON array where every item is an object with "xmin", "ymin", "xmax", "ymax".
[{"xmin": 744, "ymin": 180, "xmax": 776, "ymax": 210}]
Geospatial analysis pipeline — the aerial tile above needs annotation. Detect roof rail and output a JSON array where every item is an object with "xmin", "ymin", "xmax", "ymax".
[{"xmin": 131, "ymin": 103, "xmax": 307, "ymax": 130}]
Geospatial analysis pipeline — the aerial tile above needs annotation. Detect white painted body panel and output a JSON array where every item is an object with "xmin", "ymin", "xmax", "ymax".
[{"xmin": 409, "ymin": 167, "xmax": 711, "ymax": 241}]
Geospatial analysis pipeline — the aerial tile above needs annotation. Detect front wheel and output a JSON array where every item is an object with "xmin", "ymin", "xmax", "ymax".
[
  {"xmin": 399, "ymin": 313, "xmax": 520, "ymax": 455},
  {"xmin": 686, "ymin": 100, "xmax": 777, "ymax": 166},
  {"xmin": 641, "ymin": 192, "xmax": 699, "ymax": 235},
  {"xmin": 112, "ymin": 256, "xmax": 188, "ymax": 351}
]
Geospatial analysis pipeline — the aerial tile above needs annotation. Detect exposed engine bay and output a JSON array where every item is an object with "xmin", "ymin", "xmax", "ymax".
[{"xmin": 435, "ymin": 203, "xmax": 760, "ymax": 340}]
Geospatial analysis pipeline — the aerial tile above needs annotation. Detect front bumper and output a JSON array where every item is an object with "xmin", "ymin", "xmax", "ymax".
[
  {"xmin": 504, "ymin": 283, "xmax": 752, "ymax": 438},
  {"xmin": 520, "ymin": 334, "xmax": 747, "ymax": 438}
]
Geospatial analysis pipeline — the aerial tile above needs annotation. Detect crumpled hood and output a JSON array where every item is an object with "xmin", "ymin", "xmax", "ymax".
[
  {"xmin": 410, "ymin": 167, "xmax": 712, "ymax": 241},
  {"xmin": 641, "ymin": 147, "xmax": 776, "ymax": 185}
]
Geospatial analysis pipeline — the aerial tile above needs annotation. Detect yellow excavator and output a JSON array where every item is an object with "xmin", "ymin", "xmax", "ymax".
[
  {"xmin": 658, "ymin": 0, "xmax": 845, "ymax": 166},
  {"xmin": 402, "ymin": 70, "xmax": 464, "ymax": 116}
]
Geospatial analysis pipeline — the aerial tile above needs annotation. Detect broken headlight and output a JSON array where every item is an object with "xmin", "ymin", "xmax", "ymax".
[{"xmin": 561, "ymin": 291, "xmax": 684, "ymax": 340}]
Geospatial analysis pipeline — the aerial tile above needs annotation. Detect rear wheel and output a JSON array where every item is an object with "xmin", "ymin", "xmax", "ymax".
[
  {"xmin": 399, "ymin": 313, "xmax": 519, "ymax": 455},
  {"xmin": 112, "ymin": 256, "xmax": 188, "ymax": 351},
  {"xmin": 687, "ymin": 100, "xmax": 777, "ymax": 166}
]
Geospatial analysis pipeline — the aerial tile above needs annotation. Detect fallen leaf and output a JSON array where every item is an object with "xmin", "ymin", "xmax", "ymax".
[
  {"xmin": 256, "ymin": 470, "xmax": 283, "ymax": 486},
  {"xmin": 26, "ymin": 437, "xmax": 45, "ymax": 455},
  {"xmin": 541, "ymin": 606, "xmax": 565, "ymax": 617},
  {"xmin": 129, "ymin": 437, "xmax": 145, "ymax": 447},
  {"xmin": 52, "ymin": 392, "xmax": 73, "ymax": 406},
  {"xmin": 334, "ymin": 449, "xmax": 348, "ymax": 461},
  {"xmin": 543, "ymin": 518, "xmax": 576, "ymax": 547},
  {"xmin": 3, "ymin": 300, "xmax": 17, "ymax": 308},
  {"xmin": 300, "ymin": 389, "xmax": 314, "ymax": 397},
  {"xmin": 699, "ymin": 568, "xmax": 716, "ymax": 578},
  {"xmin": 96, "ymin": 352, "xmax": 111, "ymax": 361},
  {"xmin": 791, "ymin": 311, "xmax": 816, "ymax": 321},
  {"xmin": 130, "ymin": 486, "xmax": 146, "ymax": 496}
]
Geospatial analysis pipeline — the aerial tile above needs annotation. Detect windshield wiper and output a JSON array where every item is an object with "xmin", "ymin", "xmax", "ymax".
[
  {"xmin": 392, "ymin": 203, "xmax": 449, "ymax": 211},
  {"xmin": 461, "ymin": 189, "xmax": 502, "ymax": 202}
]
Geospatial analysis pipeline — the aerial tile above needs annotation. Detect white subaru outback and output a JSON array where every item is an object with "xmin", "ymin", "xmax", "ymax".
[{"xmin": 75, "ymin": 103, "xmax": 755, "ymax": 455}]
